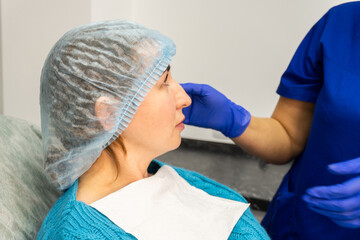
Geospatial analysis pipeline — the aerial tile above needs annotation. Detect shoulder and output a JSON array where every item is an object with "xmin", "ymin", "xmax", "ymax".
[
  {"xmin": 310, "ymin": 2, "xmax": 360, "ymax": 33},
  {"xmin": 322, "ymin": 2, "xmax": 360, "ymax": 27},
  {"xmin": 37, "ymin": 192, "xmax": 80, "ymax": 239},
  {"xmin": 329, "ymin": 2, "xmax": 360, "ymax": 14},
  {"xmin": 37, "ymin": 185, "xmax": 91, "ymax": 239},
  {"xmin": 37, "ymin": 182, "xmax": 135, "ymax": 239}
]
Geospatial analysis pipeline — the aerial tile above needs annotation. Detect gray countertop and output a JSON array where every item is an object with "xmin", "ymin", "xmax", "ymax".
[{"xmin": 157, "ymin": 138, "xmax": 292, "ymax": 221}]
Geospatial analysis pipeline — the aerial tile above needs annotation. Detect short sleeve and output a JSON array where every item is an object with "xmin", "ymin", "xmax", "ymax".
[{"xmin": 277, "ymin": 11, "xmax": 330, "ymax": 103}]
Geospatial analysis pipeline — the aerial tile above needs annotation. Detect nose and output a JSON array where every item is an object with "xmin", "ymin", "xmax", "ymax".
[{"xmin": 174, "ymin": 82, "xmax": 191, "ymax": 109}]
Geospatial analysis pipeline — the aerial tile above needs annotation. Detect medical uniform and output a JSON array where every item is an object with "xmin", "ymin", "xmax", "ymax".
[
  {"xmin": 261, "ymin": 2, "xmax": 360, "ymax": 239},
  {"xmin": 37, "ymin": 160, "xmax": 269, "ymax": 240}
]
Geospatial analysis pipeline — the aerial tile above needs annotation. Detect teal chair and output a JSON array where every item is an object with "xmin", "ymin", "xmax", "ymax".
[{"xmin": 0, "ymin": 115, "xmax": 60, "ymax": 239}]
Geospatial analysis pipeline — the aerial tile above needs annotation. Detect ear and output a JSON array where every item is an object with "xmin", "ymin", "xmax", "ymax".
[{"xmin": 95, "ymin": 96, "xmax": 117, "ymax": 131}]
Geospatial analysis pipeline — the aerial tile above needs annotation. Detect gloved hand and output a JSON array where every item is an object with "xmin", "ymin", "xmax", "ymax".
[
  {"xmin": 303, "ymin": 157, "xmax": 360, "ymax": 228},
  {"xmin": 181, "ymin": 83, "xmax": 251, "ymax": 138}
]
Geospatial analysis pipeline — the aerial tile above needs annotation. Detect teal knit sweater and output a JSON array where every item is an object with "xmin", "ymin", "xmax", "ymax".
[{"xmin": 37, "ymin": 160, "xmax": 270, "ymax": 239}]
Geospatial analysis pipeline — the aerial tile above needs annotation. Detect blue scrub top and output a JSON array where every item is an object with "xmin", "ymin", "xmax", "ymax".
[{"xmin": 261, "ymin": 2, "xmax": 360, "ymax": 239}]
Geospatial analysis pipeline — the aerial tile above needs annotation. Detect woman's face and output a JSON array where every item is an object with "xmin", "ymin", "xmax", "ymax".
[{"xmin": 121, "ymin": 67, "xmax": 191, "ymax": 157}]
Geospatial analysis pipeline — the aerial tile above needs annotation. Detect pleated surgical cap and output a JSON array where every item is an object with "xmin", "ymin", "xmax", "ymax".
[{"xmin": 40, "ymin": 20, "xmax": 175, "ymax": 190}]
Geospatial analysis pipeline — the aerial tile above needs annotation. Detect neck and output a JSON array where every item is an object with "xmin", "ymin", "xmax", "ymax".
[{"xmin": 77, "ymin": 141, "xmax": 154, "ymax": 205}]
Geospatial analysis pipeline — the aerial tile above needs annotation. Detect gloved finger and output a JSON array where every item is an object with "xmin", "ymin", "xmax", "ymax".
[
  {"xmin": 331, "ymin": 218, "xmax": 360, "ymax": 229},
  {"xmin": 180, "ymin": 83, "xmax": 209, "ymax": 96},
  {"xmin": 182, "ymin": 106, "xmax": 191, "ymax": 124},
  {"xmin": 306, "ymin": 177, "xmax": 360, "ymax": 199},
  {"xmin": 307, "ymin": 204, "xmax": 360, "ymax": 221},
  {"xmin": 303, "ymin": 193, "xmax": 360, "ymax": 212},
  {"xmin": 328, "ymin": 157, "xmax": 360, "ymax": 175}
]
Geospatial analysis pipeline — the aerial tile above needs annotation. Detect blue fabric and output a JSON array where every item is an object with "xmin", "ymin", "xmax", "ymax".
[
  {"xmin": 37, "ymin": 160, "xmax": 269, "ymax": 239},
  {"xmin": 261, "ymin": 2, "xmax": 360, "ymax": 239}
]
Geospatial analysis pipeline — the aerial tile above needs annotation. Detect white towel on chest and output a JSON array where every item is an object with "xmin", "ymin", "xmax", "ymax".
[{"xmin": 90, "ymin": 165, "xmax": 249, "ymax": 240}]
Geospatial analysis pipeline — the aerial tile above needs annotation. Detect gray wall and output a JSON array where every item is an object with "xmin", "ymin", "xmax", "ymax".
[
  {"xmin": 0, "ymin": 0, "xmax": 131, "ymax": 126},
  {"xmin": 1, "ymin": 0, "xmax": 91, "ymax": 125}
]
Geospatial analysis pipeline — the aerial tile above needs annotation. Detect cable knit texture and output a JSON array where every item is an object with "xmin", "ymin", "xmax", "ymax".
[{"xmin": 37, "ymin": 160, "xmax": 269, "ymax": 239}]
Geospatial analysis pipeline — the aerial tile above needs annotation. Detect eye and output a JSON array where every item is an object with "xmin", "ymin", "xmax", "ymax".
[{"xmin": 162, "ymin": 73, "xmax": 169, "ymax": 86}]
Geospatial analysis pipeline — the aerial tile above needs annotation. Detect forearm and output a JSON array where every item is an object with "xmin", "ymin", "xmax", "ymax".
[
  {"xmin": 232, "ymin": 97, "xmax": 315, "ymax": 164},
  {"xmin": 232, "ymin": 116, "xmax": 299, "ymax": 164}
]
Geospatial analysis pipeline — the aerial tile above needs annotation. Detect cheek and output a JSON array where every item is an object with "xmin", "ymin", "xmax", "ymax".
[
  {"xmin": 122, "ymin": 90, "xmax": 181, "ymax": 154},
  {"xmin": 150, "ymin": 100, "xmax": 176, "ymax": 133},
  {"xmin": 135, "ymin": 96, "xmax": 176, "ymax": 137}
]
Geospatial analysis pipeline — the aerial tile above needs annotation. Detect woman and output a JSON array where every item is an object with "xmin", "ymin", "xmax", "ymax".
[
  {"xmin": 37, "ymin": 20, "xmax": 269, "ymax": 239},
  {"xmin": 181, "ymin": 2, "xmax": 360, "ymax": 239}
]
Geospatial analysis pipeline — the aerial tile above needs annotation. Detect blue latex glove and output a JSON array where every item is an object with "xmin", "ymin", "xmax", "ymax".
[
  {"xmin": 181, "ymin": 83, "xmax": 251, "ymax": 138},
  {"xmin": 303, "ymin": 157, "xmax": 360, "ymax": 228}
]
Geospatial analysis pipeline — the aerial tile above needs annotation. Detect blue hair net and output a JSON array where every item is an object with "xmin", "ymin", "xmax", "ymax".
[{"xmin": 40, "ymin": 20, "xmax": 175, "ymax": 190}]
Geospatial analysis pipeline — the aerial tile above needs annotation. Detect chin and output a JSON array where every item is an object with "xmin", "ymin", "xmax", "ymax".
[
  {"xmin": 159, "ymin": 134, "xmax": 182, "ymax": 155},
  {"xmin": 174, "ymin": 139, "xmax": 182, "ymax": 149},
  {"xmin": 169, "ymin": 136, "xmax": 182, "ymax": 151}
]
